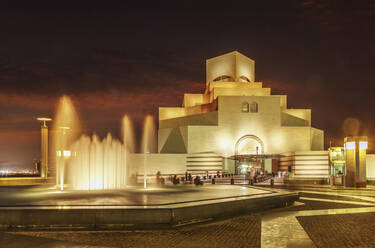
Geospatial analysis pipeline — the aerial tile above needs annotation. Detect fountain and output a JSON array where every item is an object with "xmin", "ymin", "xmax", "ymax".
[
  {"xmin": 141, "ymin": 115, "xmax": 156, "ymax": 189},
  {"xmin": 53, "ymin": 95, "xmax": 137, "ymax": 190},
  {"xmin": 0, "ymin": 97, "xmax": 297, "ymax": 230},
  {"xmin": 68, "ymin": 133, "xmax": 127, "ymax": 190},
  {"xmin": 53, "ymin": 96, "xmax": 80, "ymax": 190},
  {"xmin": 52, "ymin": 95, "xmax": 159, "ymax": 191}
]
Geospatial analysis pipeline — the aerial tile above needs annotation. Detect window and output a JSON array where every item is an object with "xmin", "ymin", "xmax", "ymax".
[
  {"xmin": 241, "ymin": 102, "xmax": 249, "ymax": 112},
  {"xmin": 213, "ymin": 75, "xmax": 234, "ymax": 82},
  {"xmin": 250, "ymin": 102, "xmax": 258, "ymax": 113},
  {"xmin": 239, "ymin": 75, "xmax": 250, "ymax": 82}
]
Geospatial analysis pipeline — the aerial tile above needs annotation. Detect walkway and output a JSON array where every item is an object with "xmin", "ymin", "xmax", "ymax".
[{"xmin": 262, "ymin": 186, "xmax": 375, "ymax": 247}]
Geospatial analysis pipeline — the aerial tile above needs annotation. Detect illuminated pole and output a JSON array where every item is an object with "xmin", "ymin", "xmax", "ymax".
[
  {"xmin": 37, "ymin": 117, "xmax": 52, "ymax": 178},
  {"xmin": 144, "ymin": 151, "xmax": 149, "ymax": 189}
]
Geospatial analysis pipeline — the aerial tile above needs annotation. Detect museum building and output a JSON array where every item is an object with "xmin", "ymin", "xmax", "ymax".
[
  {"xmin": 157, "ymin": 51, "xmax": 328, "ymax": 176},
  {"xmin": 130, "ymin": 51, "xmax": 375, "ymax": 185}
]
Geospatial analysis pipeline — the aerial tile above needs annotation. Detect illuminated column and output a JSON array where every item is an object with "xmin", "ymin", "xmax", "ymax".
[
  {"xmin": 344, "ymin": 136, "xmax": 368, "ymax": 188},
  {"xmin": 37, "ymin": 118, "xmax": 52, "ymax": 178}
]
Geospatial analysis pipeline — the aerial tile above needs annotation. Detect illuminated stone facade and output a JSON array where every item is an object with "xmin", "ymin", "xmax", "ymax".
[{"xmin": 158, "ymin": 51, "xmax": 324, "ymax": 161}]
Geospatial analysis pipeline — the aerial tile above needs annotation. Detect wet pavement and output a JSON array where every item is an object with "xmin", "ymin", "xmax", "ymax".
[{"xmin": 1, "ymin": 185, "xmax": 375, "ymax": 247}]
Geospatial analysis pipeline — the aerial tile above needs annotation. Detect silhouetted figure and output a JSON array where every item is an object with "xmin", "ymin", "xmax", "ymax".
[
  {"xmin": 156, "ymin": 171, "xmax": 161, "ymax": 184},
  {"xmin": 194, "ymin": 176, "xmax": 203, "ymax": 186},
  {"xmin": 173, "ymin": 175, "xmax": 180, "ymax": 185}
]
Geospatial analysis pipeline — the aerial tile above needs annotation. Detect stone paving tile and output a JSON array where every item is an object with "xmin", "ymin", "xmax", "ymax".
[
  {"xmin": 8, "ymin": 214, "xmax": 261, "ymax": 248},
  {"xmin": 297, "ymin": 212, "xmax": 375, "ymax": 248},
  {"xmin": 286, "ymin": 199, "xmax": 371, "ymax": 211},
  {"xmin": 299, "ymin": 192, "xmax": 375, "ymax": 203},
  {"xmin": 4, "ymin": 187, "xmax": 375, "ymax": 248},
  {"xmin": 0, "ymin": 232, "xmax": 103, "ymax": 248}
]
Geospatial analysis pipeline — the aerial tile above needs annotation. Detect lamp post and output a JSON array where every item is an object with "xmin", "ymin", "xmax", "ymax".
[
  {"xmin": 144, "ymin": 151, "xmax": 150, "ymax": 189},
  {"xmin": 37, "ymin": 117, "xmax": 52, "ymax": 178}
]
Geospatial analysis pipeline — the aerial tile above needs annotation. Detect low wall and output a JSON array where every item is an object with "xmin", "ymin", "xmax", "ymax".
[
  {"xmin": 0, "ymin": 177, "xmax": 54, "ymax": 186},
  {"xmin": 284, "ymin": 177, "xmax": 329, "ymax": 185},
  {"xmin": 0, "ymin": 192, "xmax": 298, "ymax": 230}
]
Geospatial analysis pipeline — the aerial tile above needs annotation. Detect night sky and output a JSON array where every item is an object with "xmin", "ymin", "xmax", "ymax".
[{"xmin": 1, "ymin": 0, "xmax": 375, "ymax": 170}]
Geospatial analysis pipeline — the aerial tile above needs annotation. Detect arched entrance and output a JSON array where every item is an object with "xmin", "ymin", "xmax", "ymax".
[{"xmin": 234, "ymin": 135, "xmax": 265, "ymax": 174}]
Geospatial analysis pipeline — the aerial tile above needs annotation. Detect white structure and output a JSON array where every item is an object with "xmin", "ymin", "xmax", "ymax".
[
  {"xmin": 279, "ymin": 151, "xmax": 329, "ymax": 179},
  {"xmin": 126, "ymin": 51, "xmax": 375, "ymax": 182},
  {"xmin": 367, "ymin": 154, "xmax": 375, "ymax": 180},
  {"xmin": 153, "ymin": 51, "xmax": 324, "ymax": 175}
]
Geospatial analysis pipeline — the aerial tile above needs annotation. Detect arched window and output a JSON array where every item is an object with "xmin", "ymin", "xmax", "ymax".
[
  {"xmin": 239, "ymin": 75, "xmax": 250, "ymax": 82},
  {"xmin": 250, "ymin": 102, "xmax": 258, "ymax": 113},
  {"xmin": 213, "ymin": 75, "xmax": 234, "ymax": 82},
  {"xmin": 241, "ymin": 102, "xmax": 249, "ymax": 112}
]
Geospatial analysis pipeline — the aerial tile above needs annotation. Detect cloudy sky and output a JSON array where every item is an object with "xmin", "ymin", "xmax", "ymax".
[{"xmin": 1, "ymin": 0, "xmax": 375, "ymax": 170}]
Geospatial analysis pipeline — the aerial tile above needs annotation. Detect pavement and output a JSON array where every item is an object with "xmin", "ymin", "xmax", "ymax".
[{"xmin": 1, "ymin": 185, "xmax": 375, "ymax": 248}]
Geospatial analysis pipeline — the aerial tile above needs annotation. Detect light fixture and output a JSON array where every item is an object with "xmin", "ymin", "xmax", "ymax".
[
  {"xmin": 37, "ymin": 117, "xmax": 52, "ymax": 127},
  {"xmin": 344, "ymin": 142, "xmax": 355, "ymax": 150},
  {"xmin": 359, "ymin": 141, "xmax": 368, "ymax": 150}
]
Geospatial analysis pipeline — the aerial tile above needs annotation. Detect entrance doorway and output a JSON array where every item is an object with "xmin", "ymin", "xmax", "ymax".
[{"xmin": 234, "ymin": 135, "xmax": 265, "ymax": 175}]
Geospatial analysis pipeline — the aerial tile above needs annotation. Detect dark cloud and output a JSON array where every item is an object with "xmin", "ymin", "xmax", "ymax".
[{"xmin": 1, "ymin": 0, "xmax": 375, "ymax": 169}]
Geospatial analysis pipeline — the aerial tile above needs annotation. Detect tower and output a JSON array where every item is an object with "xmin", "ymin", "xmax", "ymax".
[
  {"xmin": 206, "ymin": 51, "xmax": 255, "ymax": 84},
  {"xmin": 37, "ymin": 117, "xmax": 52, "ymax": 178}
]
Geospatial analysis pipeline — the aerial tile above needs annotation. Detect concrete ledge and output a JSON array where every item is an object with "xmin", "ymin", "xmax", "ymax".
[
  {"xmin": 285, "ymin": 178, "xmax": 329, "ymax": 185},
  {"xmin": 0, "ymin": 192, "xmax": 298, "ymax": 230},
  {"xmin": 0, "ymin": 177, "xmax": 54, "ymax": 186}
]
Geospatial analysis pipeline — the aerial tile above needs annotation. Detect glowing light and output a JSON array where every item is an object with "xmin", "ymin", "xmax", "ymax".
[
  {"xmin": 219, "ymin": 138, "xmax": 230, "ymax": 150},
  {"xmin": 37, "ymin": 117, "xmax": 52, "ymax": 127},
  {"xmin": 63, "ymin": 150, "xmax": 71, "ymax": 157},
  {"xmin": 360, "ymin": 141, "xmax": 368, "ymax": 150},
  {"xmin": 56, "ymin": 150, "xmax": 71, "ymax": 158},
  {"xmin": 344, "ymin": 142, "xmax": 355, "ymax": 150},
  {"xmin": 37, "ymin": 117, "xmax": 52, "ymax": 121}
]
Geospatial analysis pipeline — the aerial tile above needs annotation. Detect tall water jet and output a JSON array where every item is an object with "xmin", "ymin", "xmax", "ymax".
[
  {"xmin": 52, "ymin": 95, "xmax": 139, "ymax": 190},
  {"xmin": 122, "ymin": 115, "xmax": 135, "ymax": 184},
  {"xmin": 64, "ymin": 114, "xmax": 135, "ymax": 190},
  {"xmin": 68, "ymin": 133, "xmax": 127, "ymax": 190},
  {"xmin": 53, "ymin": 95, "xmax": 80, "ymax": 191},
  {"xmin": 141, "ymin": 115, "xmax": 156, "ymax": 188}
]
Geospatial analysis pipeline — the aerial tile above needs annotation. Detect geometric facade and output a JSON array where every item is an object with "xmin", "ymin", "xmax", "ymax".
[{"xmin": 158, "ymin": 51, "xmax": 324, "ymax": 164}]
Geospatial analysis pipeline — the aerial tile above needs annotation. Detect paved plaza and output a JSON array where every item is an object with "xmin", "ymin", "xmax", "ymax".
[{"xmin": 1, "ymin": 185, "xmax": 375, "ymax": 248}]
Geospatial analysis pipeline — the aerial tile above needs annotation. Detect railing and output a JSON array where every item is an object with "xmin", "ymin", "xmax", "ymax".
[{"xmin": 135, "ymin": 173, "xmax": 277, "ymax": 185}]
